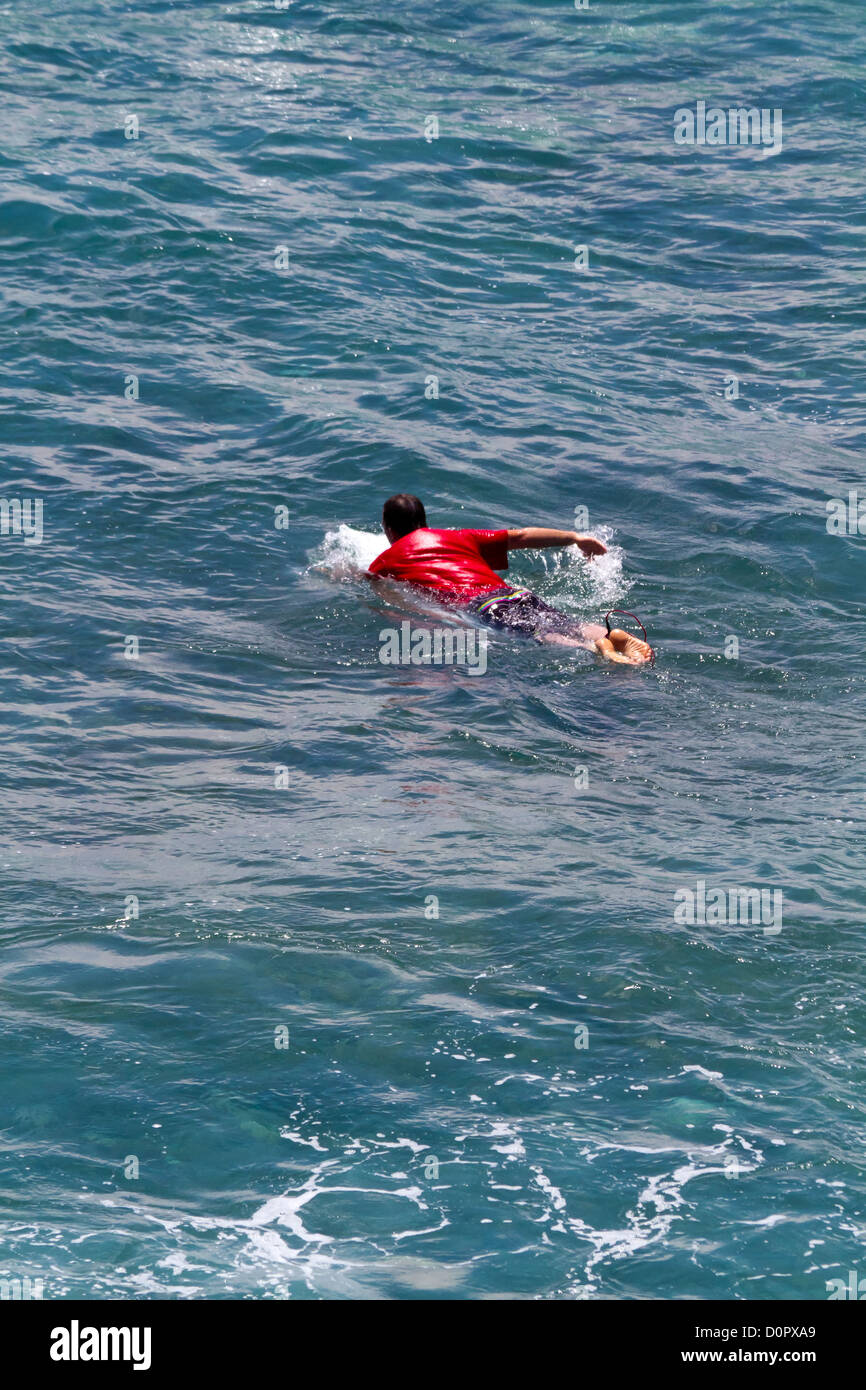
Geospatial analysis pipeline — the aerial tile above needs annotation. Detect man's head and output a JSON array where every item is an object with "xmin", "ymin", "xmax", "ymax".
[{"xmin": 383, "ymin": 494, "xmax": 427, "ymax": 543}]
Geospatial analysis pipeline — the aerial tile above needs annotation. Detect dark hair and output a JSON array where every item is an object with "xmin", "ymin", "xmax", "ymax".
[{"xmin": 383, "ymin": 494, "xmax": 426, "ymax": 539}]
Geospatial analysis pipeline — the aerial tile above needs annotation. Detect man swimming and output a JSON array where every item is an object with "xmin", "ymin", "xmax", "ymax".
[{"xmin": 367, "ymin": 494, "xmax": 653, "ymax": 665}]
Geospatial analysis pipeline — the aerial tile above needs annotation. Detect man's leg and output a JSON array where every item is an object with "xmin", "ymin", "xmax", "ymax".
[
  {"xmin": 478, "ymin": 593, "xmax": 652, "ymax": 665},
  {"xmin": 542, "ymin": 621, "xmax": 653, "ymax": 665}
]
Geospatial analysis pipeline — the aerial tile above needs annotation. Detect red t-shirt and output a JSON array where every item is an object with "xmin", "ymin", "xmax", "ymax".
[{"xmin": 368, "ymin": 527, "xmax": 510, "ymax": 601}]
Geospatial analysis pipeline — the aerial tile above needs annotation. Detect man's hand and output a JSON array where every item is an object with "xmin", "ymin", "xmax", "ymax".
[{"xmin": 573, "ymin": 532, "xmax": 607, "ymax": 560}]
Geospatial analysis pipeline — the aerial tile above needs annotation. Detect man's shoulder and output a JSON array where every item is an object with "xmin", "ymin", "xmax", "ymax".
[
  {"xmin": 436, "ymin": 526, "xmax": 489, "ymax": 541},
  {"xmin": 368, "ymin": 529, "xmax": 425, "ymax": 571}
]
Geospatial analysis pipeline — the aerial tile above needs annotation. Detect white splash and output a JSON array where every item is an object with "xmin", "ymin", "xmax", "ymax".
[
  {"xmin": 316, "ymin": 524, "xmax": 388, "ymax": 579},
  {"xmin": 539, "ymin": 524, "xmax": 629, "ymax": 612}
]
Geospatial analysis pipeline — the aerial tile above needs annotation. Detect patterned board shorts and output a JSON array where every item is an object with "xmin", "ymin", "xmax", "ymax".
[{"xmin": 469, "ymin": 587, "xmax": 588, "ymax": 641}]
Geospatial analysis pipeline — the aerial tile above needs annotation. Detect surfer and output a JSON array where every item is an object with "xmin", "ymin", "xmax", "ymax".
[{"xmin": 367, "ymin": 495, "xmax": 653, "ymax": 665}]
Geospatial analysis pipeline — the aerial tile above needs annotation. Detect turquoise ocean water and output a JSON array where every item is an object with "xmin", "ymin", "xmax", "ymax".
[{"xmin": 1, "ymin": 0, "xmax": 864, "ymax": 1299}]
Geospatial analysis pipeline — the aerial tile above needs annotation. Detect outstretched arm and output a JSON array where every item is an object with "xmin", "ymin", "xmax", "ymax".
[{"xmin": 506, "ymin": 527, "xmax": 607, "ymax": 559}]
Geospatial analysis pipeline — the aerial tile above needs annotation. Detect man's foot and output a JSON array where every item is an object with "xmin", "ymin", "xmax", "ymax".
[{"xmin": 594, "ymin": 629, "xmax": 653, "ymax": 665}]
